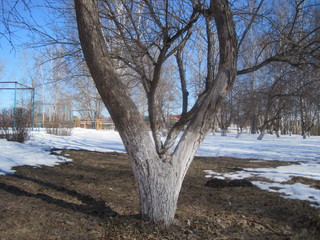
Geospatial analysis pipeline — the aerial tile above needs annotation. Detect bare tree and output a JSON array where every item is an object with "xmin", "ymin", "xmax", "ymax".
[
  {"xmin": 216, "ymin": 91, "xmax": 234, "ymax": 136},
  {"xmin": 74, "ymin": 0, "xmax": 237, "ymax": 225},
  {"xmin": 295, "ymin": 68, "xmax": 320, "ymax": 138},
  {"xmin": 256, "ymin": 68, "xmax": 288, "ymax": 140}
]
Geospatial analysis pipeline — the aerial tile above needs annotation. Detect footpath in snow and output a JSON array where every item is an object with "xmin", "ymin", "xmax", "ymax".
[{"xmin": 0, "ymin": 128, "xmax": 319, "ymax": 207}]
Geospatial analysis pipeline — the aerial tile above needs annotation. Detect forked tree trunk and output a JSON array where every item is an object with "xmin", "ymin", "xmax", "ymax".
[
  {"xmin": 74, "ymin": 0, "xmax": 237, "ymax": 226},
  {"xmin": 122, "ymin": 132, "xmax": 201, "ymax": 226}
]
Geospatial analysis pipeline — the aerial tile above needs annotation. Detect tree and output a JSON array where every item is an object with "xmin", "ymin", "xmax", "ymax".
[
  {"xmin": 256, "ymin": 68, "xmax": 288, "ymax": 140},
  {"xmin": 295, "ymin": 67, "xmax": 320, "ymax": 138},
  {"xmin": 216, "ymin": 91, "xmax": 234, "ymax": 136},
  {"xmin": 74, "ymin": 0, "xmax": 237, "ymax": 226}
]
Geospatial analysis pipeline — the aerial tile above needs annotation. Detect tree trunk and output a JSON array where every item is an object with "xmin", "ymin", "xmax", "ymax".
[
  {"xmin": 236, "ymin": 127, "xmax": 243, "ymax": 138},
  {"xmin": 129, "ymin": 132, "xmax": 201, "ymax": 226},
  {"xmin": 221, "ymin": 128, "xmax": 227, "ymax": 136},
  {"xmin": 132, "ymin": 156, "xmax": 179, "ymax": 224},
  {"xmin": 302, "ymin": 131, "xmax": 307, "ymax": 139},
  {"xmin": 250, "ymin": 115, "xmax": 257, "ymax": 134},
  {"xmin": 257, "ymin": 127, "xmax": 265, "ymax": 140}
]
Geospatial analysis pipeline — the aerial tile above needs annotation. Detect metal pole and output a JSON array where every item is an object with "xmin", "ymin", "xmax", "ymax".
[
  {"xmin": 38, "ymin": 104, "xmax": 41, "ymax": 132},
  {"xmin": 31, "ymin": 89, "xmax": 35, "ymax": 131},
  {"xmin": 69, "ymin": 110, "xmax": 73, "ymax": 128},
  {"xmin": 13, "ymin": 82, "xmax": 17, "ymax": 130}
]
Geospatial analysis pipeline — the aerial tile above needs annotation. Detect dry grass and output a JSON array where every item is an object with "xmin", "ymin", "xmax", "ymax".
[{"xmin": 0, "ymin": 150, "xmax": 319, "ymax": 240}]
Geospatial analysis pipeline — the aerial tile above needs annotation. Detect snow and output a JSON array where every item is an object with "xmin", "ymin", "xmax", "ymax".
[
  {"xmin": 1, "ymin": 128, "xmax": 320, "ymax": 207},
  {"xmin": 0, "ymin": 138, "xmax": 70, "ymax": 175},
  {"xmin": 198, "ymin": 133, "xmax": 319, "ymax": 163},
  {"xmin": 252, "ymin": 181, "xmax": 320, "ymax": 208},
  {"xmin": 27, "ymin": 128, "xmax": 126, "ymax": 153}
]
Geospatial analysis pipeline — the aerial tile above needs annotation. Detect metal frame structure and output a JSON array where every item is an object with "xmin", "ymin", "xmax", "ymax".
[{"xmin": 0, "ymin": 81, "xmax": 35, "ymax": 130}]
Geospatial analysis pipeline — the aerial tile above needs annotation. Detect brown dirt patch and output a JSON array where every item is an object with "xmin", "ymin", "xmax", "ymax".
[{"xmin": 0, "ymin": 150, "xmax": 319, "ymax": 239}]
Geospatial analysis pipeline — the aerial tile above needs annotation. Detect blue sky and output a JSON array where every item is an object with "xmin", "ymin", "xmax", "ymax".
[
  {"xmin": 0, "ymin": 45, "xmax": 33, "ymax": 109},
  {"xmin": 0, "ymin": 1, "xmax": 50, "ymax": 109}
]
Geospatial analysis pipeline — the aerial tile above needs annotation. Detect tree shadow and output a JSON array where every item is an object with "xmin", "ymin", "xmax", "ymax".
[{"xmin": 0, "ymin": 174, "xmax": 118, "ymax": 218}]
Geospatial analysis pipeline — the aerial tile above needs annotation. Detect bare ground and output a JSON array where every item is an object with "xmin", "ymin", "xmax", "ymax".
[{"xmin": 0, "ymin": 150, "xmax": 319, "ymax": 240}]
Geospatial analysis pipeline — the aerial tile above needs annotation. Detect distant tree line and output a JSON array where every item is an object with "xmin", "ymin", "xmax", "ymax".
[{"xmin": 217, "ymin": 63, "xmax": 320, "ymax": 139}]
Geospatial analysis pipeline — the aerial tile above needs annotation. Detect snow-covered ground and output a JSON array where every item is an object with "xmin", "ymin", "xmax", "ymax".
[
  {"xmin": 1, "ymin": 128, "xmax": 319, "ymax": 207},
  {"xmin": 201, "ymin": 132, "xmax": 320, "ymax": 208}
]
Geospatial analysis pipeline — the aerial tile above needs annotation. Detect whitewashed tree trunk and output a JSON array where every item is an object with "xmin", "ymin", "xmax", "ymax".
[{"xmin": 131, "ymin": 156, "xmax": 179, "ymax": 224}]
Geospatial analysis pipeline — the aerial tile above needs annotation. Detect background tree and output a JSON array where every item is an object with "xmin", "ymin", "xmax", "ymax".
[
  {"xmin": 216, "ymin": 91, "xmax": 234, "ymax": 136},
  {"xmin": 294, "ymin": 67, "xmax": 320, "ymax": 138}
]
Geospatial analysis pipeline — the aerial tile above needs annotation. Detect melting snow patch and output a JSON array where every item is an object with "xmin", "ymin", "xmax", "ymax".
[
  {"xmin": 203, "ymin": 170, "xmax": 225, "ymax": 179},
  {"xmin": 252, "ymin": 181, "xmax": 320, "ymax": 208}
]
